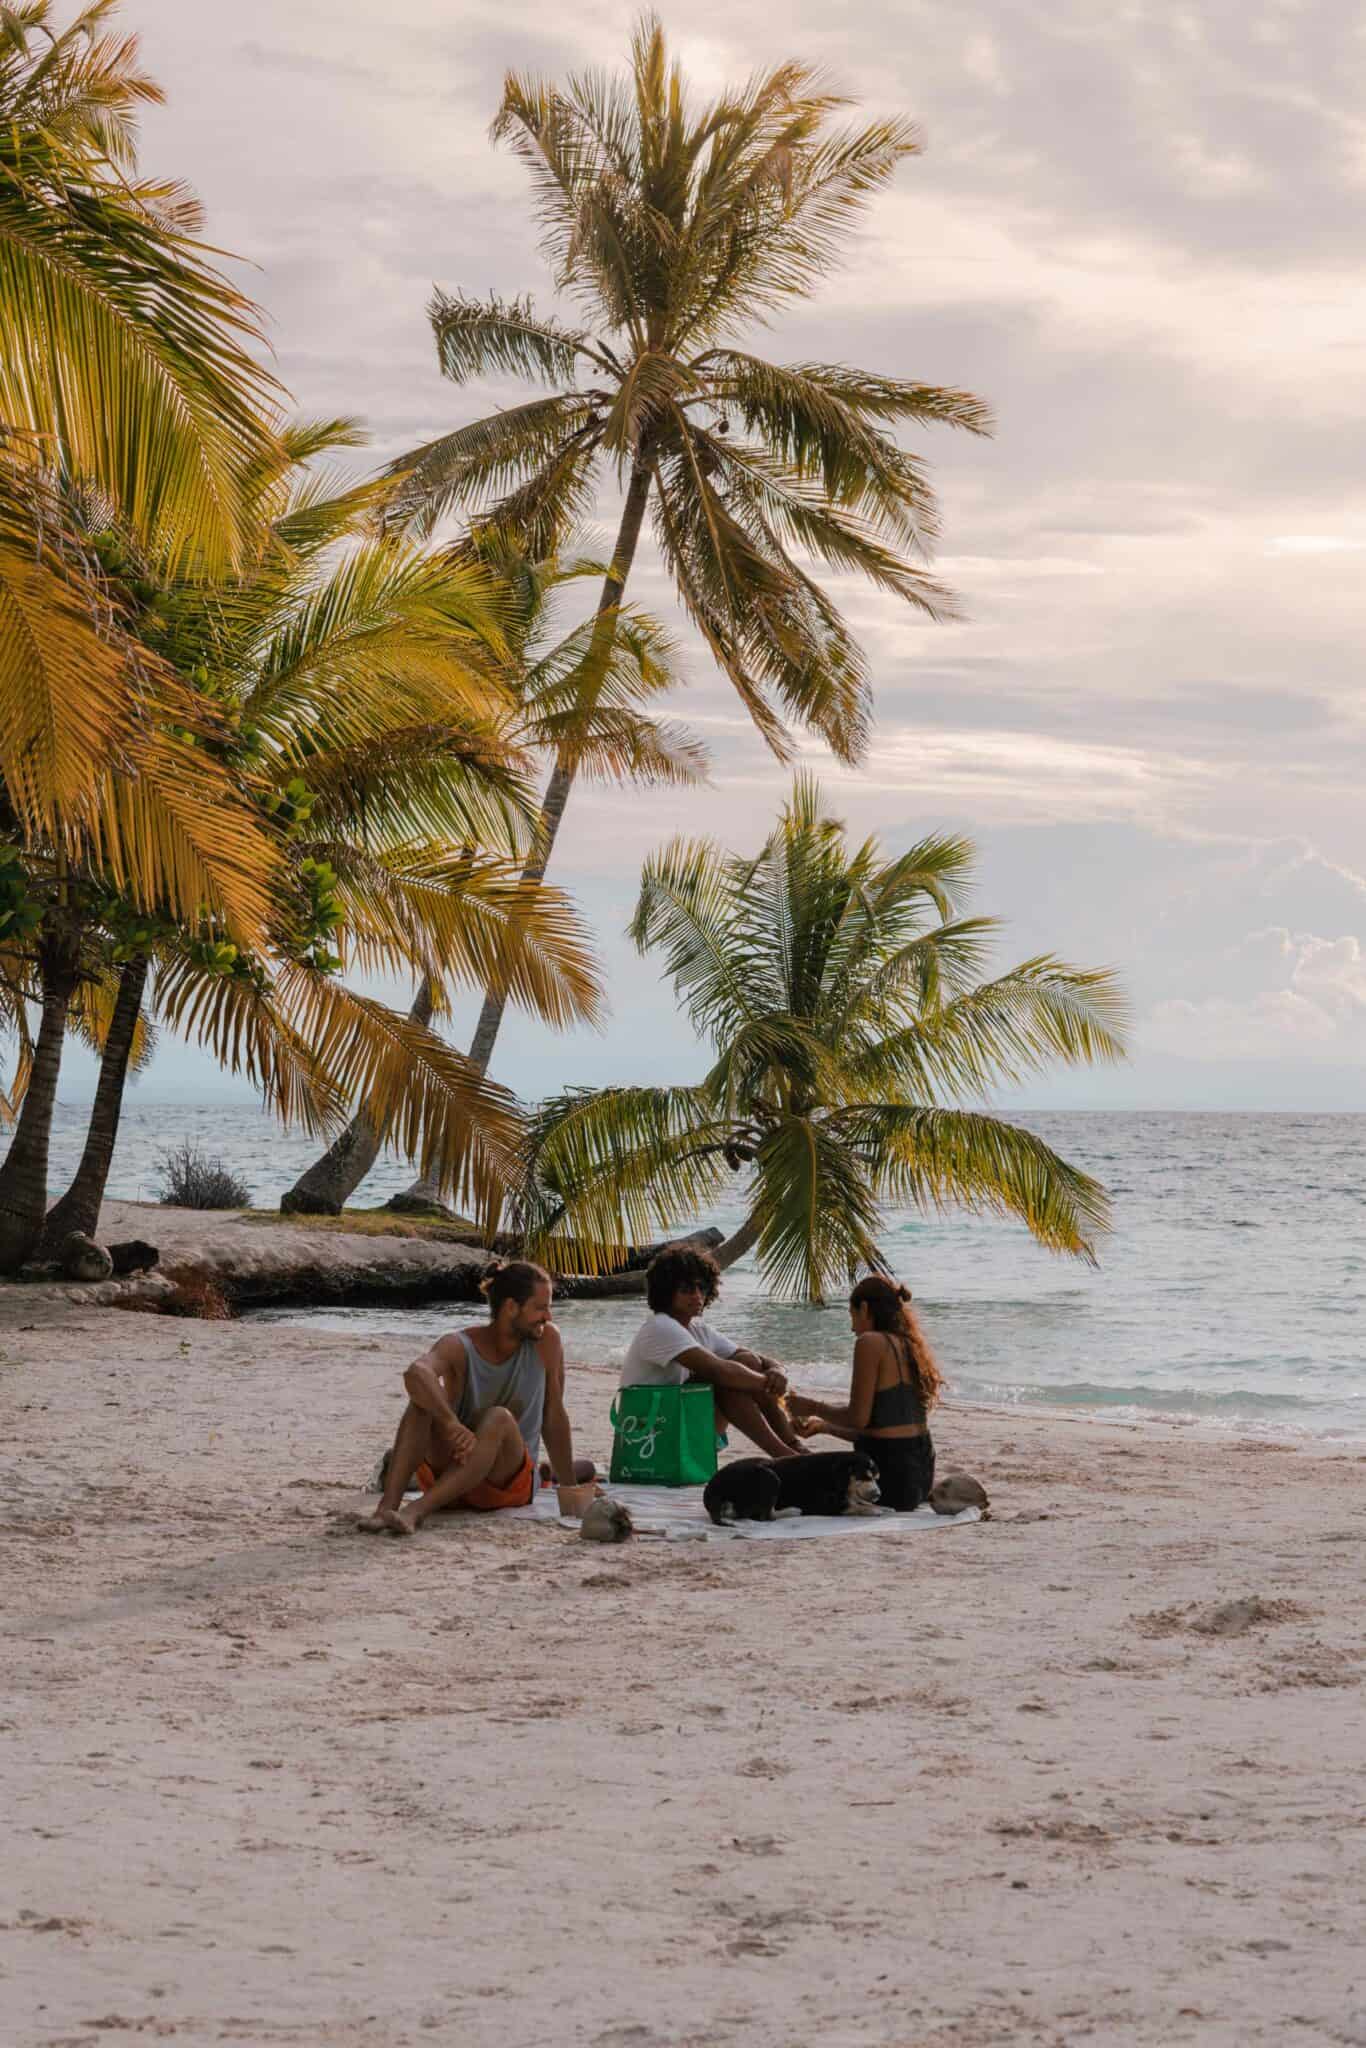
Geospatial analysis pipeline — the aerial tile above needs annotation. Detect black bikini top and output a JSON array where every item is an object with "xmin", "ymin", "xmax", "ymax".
[{"xmin": 867, "ymin": 1336, "xmax": 925, "ymax": 1428}]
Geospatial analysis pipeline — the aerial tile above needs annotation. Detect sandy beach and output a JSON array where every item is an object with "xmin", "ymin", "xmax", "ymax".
[{"xmin": 2, "ymin": 1289, "xmax": 1365, "ymax": 2048}]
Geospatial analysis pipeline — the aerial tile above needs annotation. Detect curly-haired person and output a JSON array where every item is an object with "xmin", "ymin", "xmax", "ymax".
[{"xmin": 619, "ymin": 1246, "xmax": 806, "ymax": 1459}]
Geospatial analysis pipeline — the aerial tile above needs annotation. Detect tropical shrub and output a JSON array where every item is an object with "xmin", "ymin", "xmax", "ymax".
[{"xmin": 155, "ymin": 1145, "xmax": 250, "ymax": 1211}]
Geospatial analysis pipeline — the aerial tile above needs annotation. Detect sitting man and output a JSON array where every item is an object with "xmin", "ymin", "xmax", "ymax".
[
  {"xmin": 620, "ymin": 1246, "xmax": 805, "ymax": 1460},
  {"xmin": 358, "ymin": 1259, "xmax": 592, "ymax": 1536}
]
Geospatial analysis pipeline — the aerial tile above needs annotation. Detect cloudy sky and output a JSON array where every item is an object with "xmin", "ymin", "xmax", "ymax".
[{"xmin": 70, "ymin": 0, "xmax": 1366, "ymax": 1109}]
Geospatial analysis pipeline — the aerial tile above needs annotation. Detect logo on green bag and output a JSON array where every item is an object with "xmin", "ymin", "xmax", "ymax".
[{"xmin": 618, "ymin": 1414, "xmax": 664, "ymax": 1462}]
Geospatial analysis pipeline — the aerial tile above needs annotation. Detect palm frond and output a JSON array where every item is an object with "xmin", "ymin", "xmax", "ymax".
[
  {"xmin": 270, "ymin": 963, "xmax": 522, "ymax": 1218},
  {"xmin": 705, "ymin": 350, "xmax": 992, "ymax": 448},
  {"xmin": 631, "ymin": 833, "xmax": 778, "ymax": 1042},
  {"xmin": 313, "ymin": 841, "xmax": 603, "ymax": 1033},
  {"xmin": 152, "ymin": 951, "xmax": 348, "ymax": 1136},
  {"xmin": 0, "ymin": 74, "xmax": 282, "ymax": 569},
  {"xmin": 834, "ymin": 1102, "xmax": 1112, "ymax": 1261},
  {"xmin": 240, "ymin": 540, "xmax": 512, "ymax": 754},
  {"xmin": 653, "ymin": 435, "xmax": 873, "ymax": 762},
  {"xmin": 520, "ymin": 598, "xmax": 706, "ymax": 784},
  {"xmin": 696, "ymin": 431, "xmax": 958, "ymax": 612},
  {"xmin": 385, "ymin": 392, "xmax": 602, "ymax": 534},
  {"xmin": 747, "ymin": 1113, "xmax": 884, "ymax": 1301},
  {"xmin": 94, "ymin": 724, "xmax": 281, "ymax": 947},
  {"xmin": 465, "ymin": 433, "xmax": 603, "ymax": 562},
  {"xmin": 293, "ymin": 721, "xmax": 535, "ymax": 856},
  {"xmin": 519, "ymin": 1080, "xmax": 732, "ymax": 1267},
  {"xmin": 852, "ymin": 958, "xmax": 1130, "ymax": 1103},
  {"xmin": 493, "ymin": 69, "xmax": 647, "ymax": 337},
  {"xmin": 0, "ymin": 472, "xmax": 134, "ymax": 828},
  {"xmin": 678, "ymin": 115, "xmax": 921, "ymax": 347},
  {"xmin": 428, "ymin": 289, "xmax": 611, "ymax": 384}
]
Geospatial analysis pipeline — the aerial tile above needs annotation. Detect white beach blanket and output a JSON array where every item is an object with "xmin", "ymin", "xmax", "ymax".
[{"xmin": 511, "ymin": 1482, "xmax": 981, "ymax": 1543}]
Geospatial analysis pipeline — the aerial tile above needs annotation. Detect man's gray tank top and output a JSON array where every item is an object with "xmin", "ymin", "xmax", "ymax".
[{"xmin": 454, "ymin": 1328, "xmax": 546, "ymax": 1467}]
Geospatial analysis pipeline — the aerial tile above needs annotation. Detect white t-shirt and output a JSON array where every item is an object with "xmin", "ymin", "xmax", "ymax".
[{"xmin": 619, "ymin": 1312, "xmax": 739, "ymax": 1388}]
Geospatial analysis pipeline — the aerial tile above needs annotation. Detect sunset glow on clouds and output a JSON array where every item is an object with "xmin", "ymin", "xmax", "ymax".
[{"xmin": 102, "ymin": 0, "xmax": 1366, "ymax": 1107}]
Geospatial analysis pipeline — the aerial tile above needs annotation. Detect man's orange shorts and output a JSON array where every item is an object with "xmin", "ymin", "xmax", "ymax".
[{"xmin": 412, "ymin": 1445, "xmax": 535, "ymax": 1512}]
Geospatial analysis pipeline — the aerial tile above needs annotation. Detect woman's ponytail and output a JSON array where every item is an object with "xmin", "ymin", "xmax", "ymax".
[{"xmin": 848, "ymin": 1271, "xmax": 944, "ymax": 1412}]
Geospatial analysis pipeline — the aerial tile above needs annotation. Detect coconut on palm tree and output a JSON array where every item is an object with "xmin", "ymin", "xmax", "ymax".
[
  {"xmin": 518, "ymin": 779, "xmax": 1128, "ymax": 1303},
  {"xmin": 382, "ymin": 13, "xmax": 991, "ymax": 1106}
]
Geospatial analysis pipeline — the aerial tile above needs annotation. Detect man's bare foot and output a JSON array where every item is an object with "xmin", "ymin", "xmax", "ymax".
[
  {"xmin": 356, "ymin": 1509, "xmax": 389, "ymax": 1533},
  {"xmin": 382, "ymin": 1506, "xmax": 418, "ymax": 1536}
]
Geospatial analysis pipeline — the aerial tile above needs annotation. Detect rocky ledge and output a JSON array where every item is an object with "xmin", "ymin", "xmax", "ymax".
[
  {"xmin": 11, "ymin": 1204, "xmax": 724, "ymax": 1314},
  {"xmin": 69, "ymin": 1200, "xmax": 499, "ymax": 1312}
]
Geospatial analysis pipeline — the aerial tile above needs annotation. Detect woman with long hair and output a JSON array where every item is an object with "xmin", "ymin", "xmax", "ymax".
[{"xmin": 786, "ymin": 1274, "xmax": 943, "ymax": 1510}]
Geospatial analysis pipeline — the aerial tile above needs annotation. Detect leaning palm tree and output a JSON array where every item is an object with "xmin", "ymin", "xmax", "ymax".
[
  {"xmin": 283, "ymin": 528, "xmax": 708, "ymax": 1214},
  {"xmin": 386, "ymin": 13, "xmax": 991, "ymax": 1088},
  {"xmin": 519, "ymin": 779, "xmax": 1129, "ymax": 1303}
]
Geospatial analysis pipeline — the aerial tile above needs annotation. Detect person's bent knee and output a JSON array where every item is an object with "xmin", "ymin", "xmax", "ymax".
[{"xmin": 479, "ymin": 1404, "xmax": 518, "ymax": 1433}]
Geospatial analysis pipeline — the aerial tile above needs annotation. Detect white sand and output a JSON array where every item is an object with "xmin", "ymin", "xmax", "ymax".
[{"xmin": 2, "ymin": 1293, "xmax": 1365, "ymax": 2047}]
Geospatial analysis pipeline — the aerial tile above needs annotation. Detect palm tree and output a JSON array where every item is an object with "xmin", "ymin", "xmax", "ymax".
[
  {"xmin": 32, "ymin": 470, "xmax": 606, "ymax": 1244},
  {"xmin": 518, "ymin": 779, "xmax": 1129, "ymax": 1303},
  {"xmin": 0, "ymin": 1, "xmax": 288, "ymax": 1266},
  {"xmin": 283, "ymin": 528, "xmax": 708, "ymax": 1214},
  {"xmin": 385, "ymin": 13, "xmax": 991, "ymax": 1095},
  {"xmin": 0, "ymin": 9, "xmax": 601, "ymax": 1263}
]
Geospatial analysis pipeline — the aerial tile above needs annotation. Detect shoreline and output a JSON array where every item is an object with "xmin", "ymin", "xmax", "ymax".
[
  {"xmin": 251, "ymin": 1306, "xmax": 1366, "ymax": 1450},
  {"xmin": 4, "ymin": 1293, "xmax": 1366, "ymax": 2044}
]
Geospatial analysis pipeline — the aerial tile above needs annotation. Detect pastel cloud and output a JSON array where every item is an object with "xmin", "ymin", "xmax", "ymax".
[
  {"xmin": 84, "ymin": 0, "xmax": 1366, "ymax": 1110},
  {"xmin": 1144, "ymin": 932, "xmax": 1366, "ymax": 1064}
]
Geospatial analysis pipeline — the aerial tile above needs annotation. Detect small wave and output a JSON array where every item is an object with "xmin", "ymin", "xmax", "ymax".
[
  {"xmin": 929, "ymin": 1294, "xmax": 1090, "ymax": 1317},
  {"xmin": 953, "ymin": 1376, "xmax": 1322, "ymax": 1418}
]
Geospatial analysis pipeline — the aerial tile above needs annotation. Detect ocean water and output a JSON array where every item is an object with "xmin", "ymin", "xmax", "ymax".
[{"xmin": 46, "ymin": 1101, "xmax": 1366, "ymax": 1439}]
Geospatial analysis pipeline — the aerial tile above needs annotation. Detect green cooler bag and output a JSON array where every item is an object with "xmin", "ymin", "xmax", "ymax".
[{"xmin": 609, "ymin": 1382, "xmax": 718, "ymax": 1486}]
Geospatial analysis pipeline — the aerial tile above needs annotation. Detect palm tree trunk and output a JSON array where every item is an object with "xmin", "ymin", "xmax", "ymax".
[
  {"xmin": 392, "ymin": 760, "xmax": 576, "ymax": 1211},
  {"xmin": 389, "ymin": 452, "xmax": 659, "ymax": 1212},
  {"xmin": 40, "ymin": 953, "xmax": 149, "ymax": 1252},
  {"xmin": 0, "ymin": 936, "xmax": 81, "ymax": 1274},
  {"xmin": 712, "ymin": 1214, "xmax": 760, "ymax": 1271},
  {"xmin": 544, "ymin": 1215, "xmax": 759, "ymax": 1298},
  {"xmin": 278, "ymin": 979, "xmax": 436, "ymax": 1215}
]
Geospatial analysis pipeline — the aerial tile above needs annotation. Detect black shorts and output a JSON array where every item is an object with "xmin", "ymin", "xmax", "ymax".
[{"xmin": 855, "ymin": 1432, "xmax": 935, "ymax": 1512}]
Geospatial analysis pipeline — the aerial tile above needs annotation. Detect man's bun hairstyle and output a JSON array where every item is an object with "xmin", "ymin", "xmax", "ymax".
[{"xmin": 481, "ymin": 1258, "xmax": 550, "ymax": 1316}]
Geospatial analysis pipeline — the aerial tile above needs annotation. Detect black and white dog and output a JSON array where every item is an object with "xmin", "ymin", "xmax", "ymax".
[{"xmin": 703, "ymin": 1451, "xmax": 882, "ymax": 1526}]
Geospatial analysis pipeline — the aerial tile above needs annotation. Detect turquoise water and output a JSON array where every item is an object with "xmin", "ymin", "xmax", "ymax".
[{"xmin": 49, "ymin": 1103, "xmax": 1366, "ymax": 1438}]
